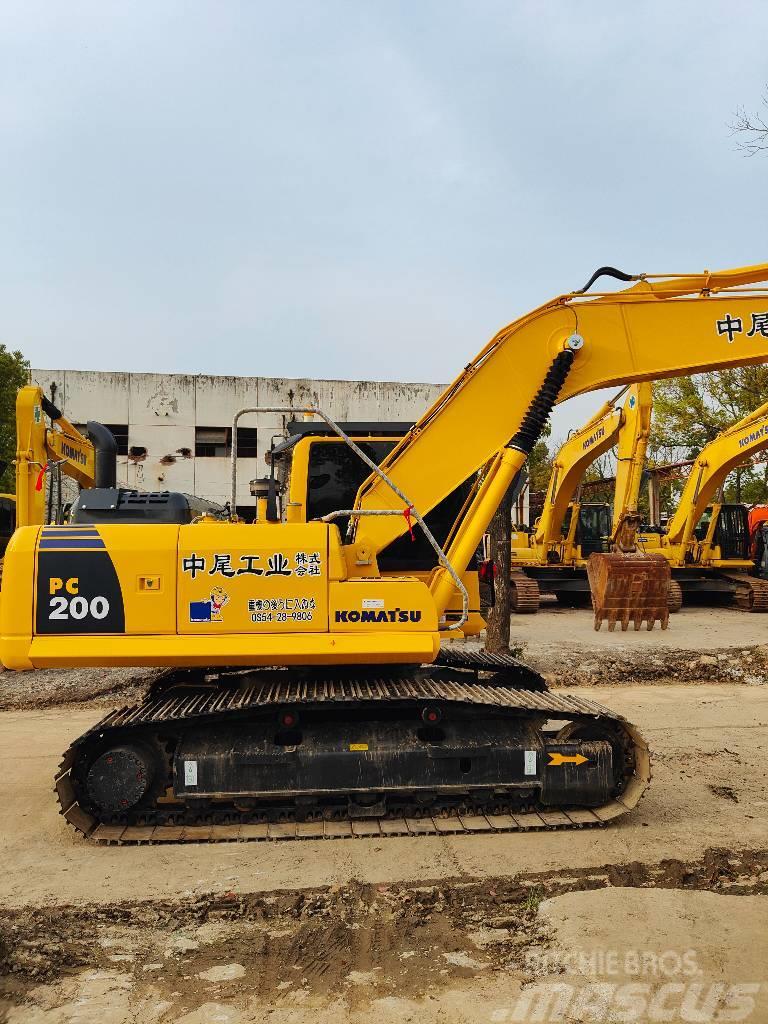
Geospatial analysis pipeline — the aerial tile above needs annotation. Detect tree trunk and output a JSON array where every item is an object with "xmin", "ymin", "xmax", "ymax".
[{"xmin": 484, "ymin": 484, "xmax": 514, "ymax": 653}]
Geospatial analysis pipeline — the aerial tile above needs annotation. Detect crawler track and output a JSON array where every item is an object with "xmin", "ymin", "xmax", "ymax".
[
  {"xmin": 667, "ymin": 579, "xmax": 683, "ymax": 612},
  {"xmin": 510, "ymin": 572, "xmax": 541, "ymax": 613},
  {"xmin": 729, "ymin": 573, "xmax": 768, "ymax": 612},
  {"xmin": 55, "ymin": 651, "xmax": 650, "ymax": 844}
]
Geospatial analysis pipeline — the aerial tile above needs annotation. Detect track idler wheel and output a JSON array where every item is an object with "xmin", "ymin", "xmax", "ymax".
[
  {"xmin": 667, "ymin": 579, "xmax": 683, "ymax": 613},
  {"xmin": 510, "ymin": 572, "xmax": 540, "ymax": 614},
  {"xmin": 85, "ymin": 745, "xmax": 155, "ymax": 814}
]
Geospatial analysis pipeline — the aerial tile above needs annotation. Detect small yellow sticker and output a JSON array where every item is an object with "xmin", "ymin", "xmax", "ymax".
[
  {"xmin": 138, "ymin": 575, "xmax": 162, "ymax": 592},
  {"xmin": 349, "ymin": 743, "xmax": 368, "ymax": 752}
]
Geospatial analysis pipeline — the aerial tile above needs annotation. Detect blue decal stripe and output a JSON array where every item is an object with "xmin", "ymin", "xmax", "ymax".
[{"xmin": 39, "ymin": 539, "xmax": 106, "ymax": 549}]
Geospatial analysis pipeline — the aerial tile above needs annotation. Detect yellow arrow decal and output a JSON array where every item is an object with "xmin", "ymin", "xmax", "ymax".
[{"xmin": 548, "ymin": 752, "xmax": 588, "ymax": 767}]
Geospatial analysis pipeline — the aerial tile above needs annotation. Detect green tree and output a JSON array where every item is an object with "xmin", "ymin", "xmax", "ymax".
[
  {"xmin": 523, "ymin": 425, "xmax": 553, "ymax": 526},
  {"xmin": 0, "ymin": 345, "xmax": 30, "ymax": 493},
  {"xmin": 649, "ymin": 367, "xmax": 768, "ymax": 509},
  {"xmin": 527, "ymin": 436, "xmax": 553, "ymax": 493}
]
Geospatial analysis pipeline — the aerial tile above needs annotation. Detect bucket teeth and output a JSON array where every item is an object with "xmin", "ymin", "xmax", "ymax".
[{"xmin": 587, "ymin": 552, "xmax": 671, "ymax": 632}]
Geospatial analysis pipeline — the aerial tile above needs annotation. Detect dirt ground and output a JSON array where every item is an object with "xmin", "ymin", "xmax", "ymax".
[{"xmin": 0, "ymin": 606, "xmax": 766, "ymax": 1022}]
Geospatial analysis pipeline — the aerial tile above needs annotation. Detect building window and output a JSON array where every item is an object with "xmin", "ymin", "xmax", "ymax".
[
  {"xmin": 236, "ymin": 427, "xmax": 258, "ymax": 458},
  {"xmin": 195, "ymin": 427, "xmax": 259, "ymax": 458},
  {"xmin": 74, "ymin": 423, "xmax": 129, "ymax": 456},
  {"xmin": 195, "ymin": 427, "xmax": 230, "ymax": 458}
]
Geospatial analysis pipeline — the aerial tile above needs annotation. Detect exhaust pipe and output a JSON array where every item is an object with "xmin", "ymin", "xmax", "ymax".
[{"xmin": 86, "ymin": 421, "xmax": 117, "ymax": 488}]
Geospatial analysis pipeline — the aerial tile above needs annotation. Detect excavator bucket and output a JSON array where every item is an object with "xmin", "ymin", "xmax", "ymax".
[{"xmin": 587, "ymin": 552, "xmax": 671, "ymax": 631}]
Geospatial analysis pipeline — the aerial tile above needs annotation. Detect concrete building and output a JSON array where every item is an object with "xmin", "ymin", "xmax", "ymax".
[{"xmin": 31, "ymin": 370, "xmax": 445, "ymax": 516}]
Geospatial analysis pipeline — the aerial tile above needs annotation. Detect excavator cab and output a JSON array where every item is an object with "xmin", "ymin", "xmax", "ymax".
[
  {"xmin": 712, "ymin": 504, "xmax": 750, "ymax": 561},
  {"xmin": 571, "ymin": 503, "xmax": 612, "ymax": 557}
]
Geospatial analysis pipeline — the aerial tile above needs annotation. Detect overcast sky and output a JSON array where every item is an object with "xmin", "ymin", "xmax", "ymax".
[{"xmin": 2, "ymin": 1, "xmax": 767, "ymax": 443}]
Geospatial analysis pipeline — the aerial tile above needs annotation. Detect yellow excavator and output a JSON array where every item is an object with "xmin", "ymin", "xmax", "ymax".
[
  {"xmin": 5, "ymin": 263, "xmax": 768, "ymax": 842},
  {"xmin": 508, "ymin": 382, "xmax": 653, "ymax": 611},
  {"xmin": 637, "ymin": 398, "xmax": 768, "ymax": 610}
]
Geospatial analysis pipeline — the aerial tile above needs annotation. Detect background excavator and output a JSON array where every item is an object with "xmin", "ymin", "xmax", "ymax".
[
  {"xmin": 508, "ymin": 382, "xmax": 653, "ymax": 611},
  {"xmin": 1, "ymin": 386, "xmax": 227, "ymax": 585},
  {"xmin": 636, "ymin": 398, "xmax": 768, "ymax": 610},
  {"xmin": 0, "ymin": 387, "xmax": 107, "ymax": 589},
  {"xmin": 5, "ymin": 264, "xmax": 768, "ymax": 843}
]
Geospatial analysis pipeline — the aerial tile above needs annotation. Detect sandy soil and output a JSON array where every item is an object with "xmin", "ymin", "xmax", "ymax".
[
  {"xmin": 512, "ymin": 601, "xmax": 768, "ymax": 652},
  {"xmin": 507, "ymin": 604, "xmax": 768, "ymax": 686},
  {"xmin": 1, "ymin": 852, "xmax": 765, "ymax": 1023},
  {"xmin": 1, "ymin": 609, "xmax": 766, "ymax": 1022},
  {"xmin": 0, "ymin": 684, "xmax": 766, "ymax": 910}
]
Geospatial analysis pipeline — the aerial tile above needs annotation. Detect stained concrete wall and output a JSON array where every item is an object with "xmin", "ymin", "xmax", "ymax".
[{"xmin": 31, "ymin": 370, "xmax": 445, "ymax": 510}]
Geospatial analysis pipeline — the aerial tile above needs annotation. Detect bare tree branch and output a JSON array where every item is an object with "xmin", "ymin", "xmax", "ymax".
[{"xmin": 730, "ymin": 94, "xmax": 768, "ymax": 155}]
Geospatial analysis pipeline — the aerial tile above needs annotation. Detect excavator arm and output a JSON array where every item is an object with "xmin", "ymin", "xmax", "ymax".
[
  {"xmin": 532, "ymin": 392, "xmax": 623, "ymax": 549},
  {"xmin": 348, "ymin": 265, "xmax": 768, "ymax": 617},
  {"xmin": 609, "ymin": 381, "xmax": 653, "ymax": 548},
  {"xmin": 664, "ymin": 398, "xmax": 768, "ymax": 548}
]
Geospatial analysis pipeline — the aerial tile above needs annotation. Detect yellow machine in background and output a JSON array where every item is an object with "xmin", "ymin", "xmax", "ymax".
[
  {"xmin": 6, "ymin": 264, "xmax": 768, "ymax": 841},
  {"xmin": 0, "ymin": 386, "xmax": 112, "ymax": 589},
  {"xmin": 637, "ymin": 399, "xmax": 768, "ymax": 610},
  {"xmin": 508, "ymin": 382, "xmax": 653, "ymax": 611},
  {"xmin": 12, "ymin": 385, "xmax": 113, "ymax": 529}
]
